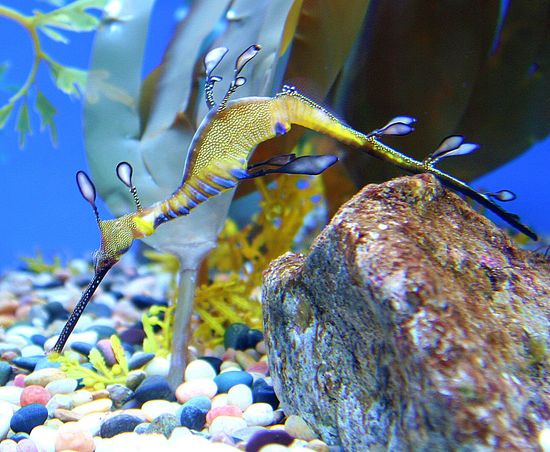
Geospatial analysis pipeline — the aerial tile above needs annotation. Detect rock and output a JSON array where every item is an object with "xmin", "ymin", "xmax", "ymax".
[
  {"xmin": 284, "ymin": 415, "xmax": 317, "ymax": 441},
  {"xmin": 130, "ymin": 295, "xmax": 167, "ymax": 309},
  {"xmin": 134, "ymin": 376, "xmax": 174, "ymax": 404},
  {"xmin": 0, "ymin": 362, "xmax": 12, "ymax": 386},
  {"xmin": 251, "ymin": 380, "xmax": 279, "ymax": 410},
  {"xmin": 208, "ymin": 415, "xmax": 247, "ymax": 437},
  {"xmin": 10, "ymin": 404, "xmax": 48, "ymax": 434},
  {"xmin": 197, "ymin": 356, "xmax": 222, "ymax": 374},
  {"xmin": 184, "ymin": 359, "xmax": 217, "ymax": 381},
  {"xmin": 55, "ymin": 421, "xmax": 94, "ymax": 452},
  {"xmin": 262, "ymin": 174, "xmax": 550, "ymax": 451},
  {"xmin": 175, "ymin": 379, "xmax": 218, "ymax": 403},
  {"xmin": 245, "ymin": 429, "xmax": 293, "ymax": 452},
  {"xmin": 28, "ymin": 425, "xmax": 57, "ymax": 452},
  {"xmin": 29, "ymin": 335, "xmax": 46, "ymax": 348},
  {"xmin": 13, "ymin": 375, "xmax": 26, "ymax": 388},
  {"xmin": 182, "ymin": 395, "xmax": 211, "ymax": 413},
  {"xmin": 45, "ymin": 378, "xmax": 77, "ymax": 395},
  {"xmin": 46, "ymin": 394, "xmax": 74, "ymax": 416},
  {"xmin": 141, "ymin": 400, "xmax": 177, "ymax": 421},
  {"xmin": 206, "ymin": 406, "xmax": 243, "ymax": 425},
  {"xmin": 127, "ymin": 353, "xmax": 154, "ymax": 371},
  {"xmin": 32, "ymin": 359, "xmax": 59, "ymax": 372},
  {"xmin": 19, "ymin": 346, "xmax": 44, "ymax": 359},
  {"xmin": 106, "ymin": 384, "xmax": 134, "ymax": 408},
  {"xmin": 0, "ymin": 387, "xmax": 23, "ymax": 405},
  {"xmin": 71, "ymin": 398, "xmax": 112, "ymax": 415},
  {"xmin": 69, "ymin": 390, "xmax": 93, "ymax": 407},
  {"xmin": 14, "ymin": 438, "xmax": 38, "ymax": 452},
  {"xmin": 100, "ymin": 414, "xmax": 142, "ymax": 438},
  {"xmin": 214, "ymin": 371, "xmax": 253, "ymax": 393},
  {"xmin": 145, "ymin": 413, "xmax": 178, "ymax": 438},
  {"xmin": 227, "ymin": 384, "xmax": 253, "ymax": 411},
  {"xmin": 85, "ymin": 325, "xmax": 116, "ymax": 340},
  {"xmin": 143, "ymin": 357, "xmax": 170, "ymax": 377},
  {"xmin": 11, "ymin": 357, "xmax": 42, "ymax": 372},
  {"xmin": 242, "ymin": 403, "xmax": 274, "ymax": 427},
  {"xmin": 19, "ymin": 386, "xmax": 50, "ymax": 407},
  {"xmin": 125, "ymin": 370, "xmax": 147, "ymax": 391},
  {"xmin": 70, "ymin": 341, "xmax": 93, "ymax": 357},
  {"xmin": 24, "ymin": 368, "xmax": 65, "ymax": 387},
  {"xmin": 96, "ymin": 339, "xmax": 117, "ymax": 367},
  {"xmin": 0, "ymin": 401, "xmax": 14, "ymax": 440},
  {"xmin": 178, "ymin": 405, "xmax": 206, "ymax": 431},
  {"xmin": 224, "ymin": 324, "xmax": 250, "ymax": 350},
  {"xmin": 77, "ymin": 412, "xmax": 106, "ymax": 436},
  {"xmin": 119, "ymin": 327, "xmax": 145, "ymax": 346}
]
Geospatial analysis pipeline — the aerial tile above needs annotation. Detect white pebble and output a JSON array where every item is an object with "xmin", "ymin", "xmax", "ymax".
[
  {"xmin": 29, "ymin": 425, "xmax": 58, "ymax": 452},
  {"xmin": 227, "ymin": 384, "xmax": 253, "ymax": 411},
  {"xmin": 77, "ymin": 412, "xmax": 106, "ymax": 436},
  {"xmin": 0, "ymin": 387, "xmax": 22, "ymax": 405},
  {"xmin": 0, "ymin": 439, "xmax": 17, "ymax": 451},
  {"xmin": 209, "ymin": 415, "xmax": 247, "ymax": 436},
  {"xmin": 0, "ymin": 401, "xmax": 14, "ymax": 440},
  {"xmin": 144, "ymin": 357, "xmax": 170, "ymax": 377},
  {"xmin": 243, "ymin": 403, "xmax": 275, "ymax": 426},
  {"xmin": 94, "ymin": 432, "xmax": 167, "ymax": 452},
  {"xmin": 540, "ymin": 428, "xmax": 550, "ymax": 452},
  {"xmin": 141, "ymin": 399, "xmax": 179, "ymax": 421},
  {"xmin": 184, "ymin": 359, "xmax": 217, "ymax": 381},
  {"xmin": 46, "ymin": 394, "xmax": 74, "ymax": 416},
  {"xmin": 210, "ymin": 394, "xmax": 229, "ymax": 409},
  {"xmin": 70, "ymin": 389, "xmax": 93, "ymax": 407},
  {"xmin": 20, "ymin": 345, "xmax": 46, "ymax": 357},
  {"xmin": 45, "ymin": 378, "xmax": 78, "ymax": 395},
  {"xmin": 71, "ymin": 398, "xmax": 112, "ymax": 415},
  {"xmin": 175, "ymin": 379, "xmax": 218, "ymax": 403}
]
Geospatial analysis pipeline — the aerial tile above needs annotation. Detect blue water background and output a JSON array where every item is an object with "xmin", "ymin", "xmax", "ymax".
[{"xmin": 0, "ymin": 2, "xmax": 548, "ymax": 271}]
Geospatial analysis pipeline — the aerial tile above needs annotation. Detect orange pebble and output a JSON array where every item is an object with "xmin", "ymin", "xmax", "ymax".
[
  {"xmin": 20, "ymin": 384, "xmax": 51, "ymax": 406},
  {"xmin": 206, "ymin": 405, "xmax": 243, "ymax": 425}
]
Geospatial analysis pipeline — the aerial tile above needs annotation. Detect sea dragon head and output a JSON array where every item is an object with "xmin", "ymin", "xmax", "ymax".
[{"xmin": 51, "ymin": 163, "xmax": 150, "ymax": 353}]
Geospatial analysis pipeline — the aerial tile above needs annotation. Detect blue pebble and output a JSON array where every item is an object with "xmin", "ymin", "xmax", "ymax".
[
  {"xmin": 34, "ymin": 358, "xmax": 61, "ymax": 371},
  {"xmin": 197, "ymin": 356, "xmax": 222, "ymax": 374},
  {"xmin": 247, "ymin": 329, "xmax": 264, "ymax": 348},
  {"xmin": 214, "ymin": 370, "xmax": 253, "ymax": 393},
  {"xmin": 30, "ymin": 334, "xmax": 47, "ymax": 347},
  {"xmin": 246, "ymin": 429, "xmax": 293, "ymax": 452},
  {"xmin": 10, "ymin": 433, "xmax": 29, "ymax": 442},
  {"xmin": 100, "ymin": 414, "xmax": 143, "ymax": 438},
  {"xmin": 71, "ymin": 342, "xmax": 93, "ymax": 356},
  {"xmin": 86, "ymin": 302, "xmax": 113, "ymax": 318},
  {"xmin": 44, "ymin": 301, "xmax": 69, "ymax": 321},
  {"xmin": 119, "ymin": 327, "xmax": 145, "ymax": 345},
  {"xmin": 224, "ymin": 323, "xmax": 250, "ymax": 350},
  {"xmin": 12, "ymin": 356, "xmax": 43, "ymax": 372},
  {"xmin": 131, "ymin": 295, "xmax": 168, "ymax": 309},
  {"xmin": 134, "ymin": 376, "xmax": 175, "ymax": 404},
  {"xmin": 128, "ymin": 353, "xmax": 155, "ymax": 371},
  {"xmin": 0, "ymin": 361, "xmax": 12, "ymax": 386},
  {"xmin": 10, "ymin": 404, "xmax": 48, "ymax": 434},
  {"xmin": 86, "ymin": 325, "xmax": 117, "ymax": 340},
  {"xmin": 252, "ymin": 379, "xmax": 279, "ymax": 409},
  {"xmin": 179, "ymin": 405, "xmax": 206, "ymax": 431},
  {"xmin": 183, "ymin": 395, "xmax": 212, "ymax": 413}
]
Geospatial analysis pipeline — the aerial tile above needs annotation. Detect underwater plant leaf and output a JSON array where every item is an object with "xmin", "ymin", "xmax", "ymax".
[
  {"xmin": 35, "ymin": 91, "xmax": 58, "ymax": 144},
  {"xmin": 109, "ymin": 335, "xmax": 128, "ymax": 375},
  {"xmin": 48, "ymin": 61, "xmax": 87, "ymax": 97},
  {"xmin": 16, "ymin": 101, "xmax": 31, "ymax": 148},
  {"xmin": 0, "ymin": 103, "xmax": 13, "ymax": 129},
  {"xmin": 333, "ymin": 0, "xmax": 501, "ymax": 184},
  {"xmin": 88, "ymin": 347, "xmax": 111, "ymax": 377},
  {"xmin": 34, "ymin": 0, "xmax": 107, "ymax": 32},
  {"xmin": 39, "ymin": 25, "xmax": 70, "ymax": 44}
]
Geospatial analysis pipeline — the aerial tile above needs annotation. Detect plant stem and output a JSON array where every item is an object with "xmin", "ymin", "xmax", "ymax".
[{"xmin": 167, "ymin": 266, "xmax": 198, "ymax": 389}]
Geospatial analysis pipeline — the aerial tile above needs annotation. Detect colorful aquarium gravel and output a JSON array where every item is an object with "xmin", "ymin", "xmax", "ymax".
[{"xmin": 0, "ymin": 259, "xmax": 328, "ymax": 451}]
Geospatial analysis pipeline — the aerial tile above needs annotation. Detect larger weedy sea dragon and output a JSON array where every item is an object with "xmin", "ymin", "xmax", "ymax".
[{"xmin": 51, "ymin": 44, "xmax": 537, "ymax": 353}]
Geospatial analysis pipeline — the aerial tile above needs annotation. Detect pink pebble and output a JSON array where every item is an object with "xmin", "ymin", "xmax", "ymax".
[
  {"xmin": 20, "ymin": 385, "xmax": 51, "ymax": 406},
  {"xmin": 206, "ymin": 405, "xmax": 243, "ymax": 425},
  {"xmin": 55, "ymin": 422, "xmax": 95, "ymax": 452},
  {"xmin": 13, "ymin": 374, "xmax": 26, "ymax": 388},
  {"xmin": 96, "ymin": 339, "xmax": 116, "ymax": 366},
  {"xmin": 175, "ymin": 379, "xmax": 217, "ymax": 403},
  {"xmin": 15, "ymin": 438, "xmax": 38, "ymax": 452},
  {"xmin": 246, "ymin": 361, "xmax": 269, "ymax": 375}
]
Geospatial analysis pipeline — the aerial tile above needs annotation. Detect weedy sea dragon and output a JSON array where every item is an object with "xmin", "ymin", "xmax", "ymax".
[{"xmin": 51, "ymin": 44, "xmax": 537, "ymax": 353}]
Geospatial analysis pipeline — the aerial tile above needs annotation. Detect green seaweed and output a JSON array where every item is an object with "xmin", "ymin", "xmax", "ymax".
[
  {"xmin": 51, "ymin": 334, "xmax": 131, "ymax": 390},
  {"xmin": 20, "ymin": 252, "xmax": 62, "ymax": 273}
]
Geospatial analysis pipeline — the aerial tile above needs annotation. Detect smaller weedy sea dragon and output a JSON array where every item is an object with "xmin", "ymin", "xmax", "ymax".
[{"xmin": 51, "ymin": 45, "xmax": 537, "ymax": 353}]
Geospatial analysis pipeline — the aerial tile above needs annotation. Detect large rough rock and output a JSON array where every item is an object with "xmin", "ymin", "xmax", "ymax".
[{"xmin": 262, "ymin": 174, "xmax": 549, "ymax": 451}]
